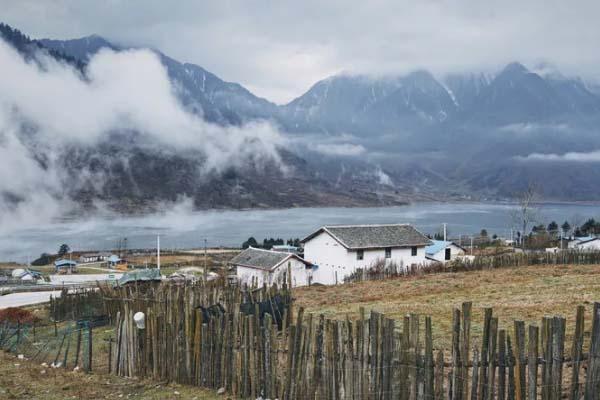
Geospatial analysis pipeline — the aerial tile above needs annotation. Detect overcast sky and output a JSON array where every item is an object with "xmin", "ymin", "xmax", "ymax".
[{"xmin": 3, "ymin": 0, "xmax": 600, "ymax": 104}]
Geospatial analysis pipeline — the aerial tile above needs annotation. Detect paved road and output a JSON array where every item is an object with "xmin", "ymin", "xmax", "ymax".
[
  {"xmin": 48, "ymin": 273, "xmax": 122, "ymax": 284},
  {"xmin": 0, "ymin": 290, "xmax": 62, "ymax": 309}
]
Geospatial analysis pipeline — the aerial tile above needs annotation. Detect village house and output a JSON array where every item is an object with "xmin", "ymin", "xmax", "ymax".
[
  {"xmin": 54, "ymin": 259, "xmax": 78, "ymax": 274},
  {"xmin": 107, "ymin": 254, "xmax": 123, "ymax": 268},
  {"xmin": 230, "ymin": 247, "xmax": 313, "ymax": 288},
  {"xmin": 79, "ymin": 252, "xmax": 109, "ymax": 263},
  {"xmin": 301, "ymin": 224, "xmax": 431, "ymax": 285},
  {"xmin": 568, "ymin": 236, "xmax": 600, "ymax": 250},
  {"xmin": 425, "ymin": 240, "xmax": 466, "ymax": 263}
]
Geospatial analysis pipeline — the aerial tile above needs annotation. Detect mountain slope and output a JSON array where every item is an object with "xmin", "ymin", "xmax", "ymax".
[
  {"xmin": 5, "ymin": 24, "xmax": 600, "ymax": 203},
  {"xmin": 40, "ymin": 34, "xmax": 279, "ymax": 125}
]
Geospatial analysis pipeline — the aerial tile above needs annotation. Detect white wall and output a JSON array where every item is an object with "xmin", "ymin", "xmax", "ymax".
[
  {"xmin": 236, "ymin": 257, "xmax": 311, "ymax": 288},
  {"xmin": 577, "ymin": 240, "xmax": 600, "ymax": 251},
  {"xmin": 428, "ymin": 244, "xmax": 465, "ymax": 263},
  {"xmin": 303, "ymin": 231, "xmax": 427, "ymax": 285}
]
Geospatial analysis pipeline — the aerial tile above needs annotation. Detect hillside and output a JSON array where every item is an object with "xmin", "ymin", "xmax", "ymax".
[
  {"xmin": 3, "ymin": 21, "xmax": 600, "ymax": 217},
  {"xmin": 294, "ymin": 263, "xmax": 600, "ymax": 348},
  {"xmin": 37, "ymin": 29, "xmax": 600, "ymax": 202}
]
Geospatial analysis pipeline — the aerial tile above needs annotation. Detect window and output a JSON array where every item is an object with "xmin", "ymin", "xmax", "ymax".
[
  {"xmin": 385, "ymin": 248, "xmax": 391, "ymax": 258},
  {"xmin": 357, "ymin": 250, "xmax": 364, "ymax": 260},
  {"xmin": 411, "ymin": 246, "xmax": 418, "ymax": 256},
  {"xmin": 445, "ymin": 248, "xmax": 451, "ymax": 261}
]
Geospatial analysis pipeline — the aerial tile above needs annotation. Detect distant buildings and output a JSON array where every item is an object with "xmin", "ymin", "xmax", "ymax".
[
  {"xmin": 230, "ymin": 247, "xmax": 313, "ymax": 287},
  {"xmin": 54, "ymin": 259, "xmax": 78, "ymax": 274},
  {"xmin": 302, "ymin": 224, "xmax": 431, "ymax": 285},
  {"xmin": 425, "ymin": 240, "xmax": 466, "ymax": 263},
  {"xmin": 79, "ymin": 253, "xmax": 110, "ymax": 263},
  {"xmin": 271, "ymin": 245, "xmax": 302, "ymax": 255},
  {"xmin": 568, "ymin": 236, "xmax": 600, "ymax": 251},
  {"xmin": 107, "ymin": 255, "xmax": 122, "ymax": 268},
  {"xmin": 11, "ymin": 268, "xmax": 42, "ymax": 281}
]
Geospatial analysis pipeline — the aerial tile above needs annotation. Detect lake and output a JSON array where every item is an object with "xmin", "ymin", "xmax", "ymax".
[{"xmin": 2, "ymin": 202, "xmax": 600, "ymax": 263}]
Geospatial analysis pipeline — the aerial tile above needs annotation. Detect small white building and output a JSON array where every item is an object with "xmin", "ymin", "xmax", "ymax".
[
  {"xmin": 230, "ymin": 247, "xmax": 313, "ymax": 288},
  {"xmin": 425, "ymin": 240, "xmax": 466, "ymax": 263},
  {"xmin": 572, "ymin": 237, "xmax": 600, "ymax": 251},
  {"xmin": 301, "ymin": 224, "xmax": 431, "ymax": 285},
  {"xmin": 567, "ymin": 236, "xmax": 595, "ymax": 249}
]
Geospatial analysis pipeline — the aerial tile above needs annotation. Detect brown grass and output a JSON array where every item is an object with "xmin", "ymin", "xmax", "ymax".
[
  {"xmin": 0, "ymin": 351, "xmax": 228, "ymax": 399},
  {"xmin": 294, "ymin": 263, "xmax": 600, "ymax": 349}
]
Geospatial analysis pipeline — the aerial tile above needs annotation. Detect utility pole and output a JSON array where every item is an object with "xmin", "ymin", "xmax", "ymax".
[
  {"xmin": 470, "ymin": 236, "xmax": 474, "ymax": 255},
  {"xmin": 204, "ymin": 239, "xmax": 208, "ymax": 282},
  {"xmin": 157, "ymin": 235, "xmax": 161, "ymax": 273},
  {"xmin": 443, "ymin": 223, "xmax": 447, "ymax": 242}
]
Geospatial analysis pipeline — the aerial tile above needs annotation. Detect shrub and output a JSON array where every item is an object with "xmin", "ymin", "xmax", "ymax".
[{"xmin": 0, "ymin": 307, "xmax": 39, "ymax": 324}]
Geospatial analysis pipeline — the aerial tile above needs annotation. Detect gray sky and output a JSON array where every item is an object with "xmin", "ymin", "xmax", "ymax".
[{"xmin": 3, "ymin": 0, "xmax": 600, "ymax": 104}]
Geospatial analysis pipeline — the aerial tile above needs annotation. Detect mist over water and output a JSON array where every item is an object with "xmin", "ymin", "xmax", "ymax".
[{"xmin": 3, "ymin": 202, "xmax": 600, "ymax": 263}]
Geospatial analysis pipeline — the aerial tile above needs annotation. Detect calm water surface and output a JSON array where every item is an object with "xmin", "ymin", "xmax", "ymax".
[{"xmin": 3, "ymin": 202, "xmax": 600, "ymax": 263}]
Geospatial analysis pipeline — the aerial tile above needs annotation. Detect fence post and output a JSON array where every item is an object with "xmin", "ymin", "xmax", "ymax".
[
  {"xmin": 513, "ymin": 320, "xmax": 526, "ymax": 400},
  {"xmin": 570, "ymin": 306, "xmax": 584, "ymax": 400},
  {"xmin": 527, "ymin": 325, "xmax": 539, "ymax": 400},
  {"xmin": 461, "ymin": 302, "xmax": 472, "ymax": 400},
  {"xmin": 87, "ymin": 322, "xmax": 93, "ymax": 372},
  {"xmin": 585, "ymin": 302, "xmax": 600, "ymax": 400},
  {"xmin": 497, "ymin": 330, "xmax": 506, "ymax": 400},
  {"xmin": 551, "ymin": 317, "xmax": 565, "ymax": 400},
  {"xmin": 478, "ymin": 308, "xmax": 492, "ymax": 400}
]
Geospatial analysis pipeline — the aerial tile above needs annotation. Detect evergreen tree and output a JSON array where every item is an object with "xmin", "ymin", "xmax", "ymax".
[
  {"xmin": 561, "ymin": 221, "xmax": 571, "ymax": 236},
  {"xmin": 58, "ymin": 244, "xmax": 70, "ymax": 257},
  {"xmin": 242, "ymin": 237, "xmax": 259, "ymax": 249}
]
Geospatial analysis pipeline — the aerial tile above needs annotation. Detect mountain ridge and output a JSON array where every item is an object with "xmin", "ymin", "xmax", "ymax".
[{"xmin": 4, "ymin": 23, "xmax": 600, "ymax": 205}]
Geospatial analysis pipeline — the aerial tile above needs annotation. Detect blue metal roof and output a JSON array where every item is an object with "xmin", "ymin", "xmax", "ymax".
[
  {"xmin": 54, "ymin": 259, "xmax": 78, "ymax": 267},
  {"xmin": 574, "ymin": 236, "xmax": 595, "ymax": 242},
  {"xmin": 118, "ymin": 268, "xmax": 161, "ymax": 285},
  {"xmin": 108, "ymin": 255, "xmax": 121, "ymax": 263},
  {"xmin": 425, "ymin": 240, "xmax": 452, "ymax": 256}
]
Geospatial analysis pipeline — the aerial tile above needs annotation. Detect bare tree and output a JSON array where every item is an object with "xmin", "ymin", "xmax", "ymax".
[{"xmin": 510, "ymin": 183, "xmax": 540, "ymax": 251}]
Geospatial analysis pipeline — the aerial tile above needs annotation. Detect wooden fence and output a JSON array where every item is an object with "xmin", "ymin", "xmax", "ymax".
[
  {"xmin": 104, "ymin": 284, "xmax": 600, "ymax": 399},
  {"xmin": 50, "ymin": 288, "xmax": 105, "ymax": 321},
  {"xmin": 345, "ymin": 250, "xmax": 600, "ymax": 283}
]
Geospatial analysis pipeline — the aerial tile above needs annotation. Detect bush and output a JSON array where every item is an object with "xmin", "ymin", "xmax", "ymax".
[{"xmin": 0, "ymin": 307, "xmax": 39, "ymax": 324}]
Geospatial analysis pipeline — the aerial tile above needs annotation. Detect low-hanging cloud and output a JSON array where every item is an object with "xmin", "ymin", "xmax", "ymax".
[
  {"xmin": 0, "ymin": 38, "xmax": 284, "ymax": 232},
  {"xmin": 499, "ymin": 123, "xmax": 570, "ymax": 134},
  {"xmin": 310, "ymin": 143, "xmax": 366, "ymax": 157},
  {"xmin": 4, "ymin": 1, "xmax": 600, "ymax": 103},
  {"xmin": 516, "ymin": 150, "xmax": 600, "ymax": 162}
]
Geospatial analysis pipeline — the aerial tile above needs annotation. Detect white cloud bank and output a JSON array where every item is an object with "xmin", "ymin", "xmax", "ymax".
[
  {"xmin": 516, "ymin": 150, "xmax": 600, "ymax": 162},
  {"xmin": 310, "ymin": 143, "xmax": 366, "ymax": 156},
  {"xmin": 5, "ymin": 0, "xmax": 600, "ymax": 103},
  {"xmin": 0, "ymin": 38, "xmax": 284, "ymax": 232}
]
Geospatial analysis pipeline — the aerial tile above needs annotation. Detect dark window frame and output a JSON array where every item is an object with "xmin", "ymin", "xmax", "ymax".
[
  {"xmin": 445, "ymin": 247, "xmax": 451, "ymax": 260},
  {"xmin": 385, "ymin": 247, "xmax": 392, "ymax": 258},
  {"xmin": 411, "ymin": 246, "xmax": 418, "ymax": 256},
  {"xmin": 357, "ymin": 250, "xmax": 364, "ymax": 260}
]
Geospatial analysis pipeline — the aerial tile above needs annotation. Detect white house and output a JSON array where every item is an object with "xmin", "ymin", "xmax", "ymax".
[
  {"xmin": 571, "ymin": 237, "xmax": 600, "ymax": 251},
  {"xmin": 230, "ymin": 247, "xmax": 313, "ymax": 288},
  {"xmin": 567, "ymin": 236, "xmax": 595, "ymax": 249},
  {"xmin": 301, "ymin": 224, "xmax": 431, "ymax": 285},
  {"xmin": 425, "ymin": 240, "xmax": 466, "ymax": 263}
]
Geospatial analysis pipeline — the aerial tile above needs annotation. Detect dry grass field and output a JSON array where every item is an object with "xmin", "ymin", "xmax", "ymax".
[
  {"xmin": 294, "ymin": 263, "xmax": 600, "ymax": 349},
  {"xmin": 0, "ymin": 351, "xmax": 227, "ymax": 399}
]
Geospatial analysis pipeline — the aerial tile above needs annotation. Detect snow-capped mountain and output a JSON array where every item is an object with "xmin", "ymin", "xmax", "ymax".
[{"xmin": 5, "ymin": 22, "xmax": 600, "ymax": 204}]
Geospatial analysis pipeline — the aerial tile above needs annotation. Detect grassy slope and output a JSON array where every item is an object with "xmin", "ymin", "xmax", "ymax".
[
  {"xmin": 294, "ymin": 264, "xmax": 600, "ymax": 349},
  {"xmin": 0, "ymin": 351, "xmax": 227, "ymax": 399}
]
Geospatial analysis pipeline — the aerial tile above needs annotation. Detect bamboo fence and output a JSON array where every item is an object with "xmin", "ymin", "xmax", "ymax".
[{"xmin": 103, "ymin": 282, "xmax": 600, "ymax": 399}]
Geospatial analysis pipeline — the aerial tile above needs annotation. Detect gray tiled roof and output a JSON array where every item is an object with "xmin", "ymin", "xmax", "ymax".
[
  {"xmin": 304, "ymin": 224, "xmax": 431, "ymax": 249},
  {"xmin": 230, "ymin": 247, "xmax": 301, "ymax": 271}
]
